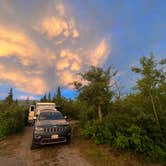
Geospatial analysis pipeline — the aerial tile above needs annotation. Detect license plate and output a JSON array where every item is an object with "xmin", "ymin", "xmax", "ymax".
[{"xmin": 51, "ymin": 134, "xmax": 58, "ymax": 139}]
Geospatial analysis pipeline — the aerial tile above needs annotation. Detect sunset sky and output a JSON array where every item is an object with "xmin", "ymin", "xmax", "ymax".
[{"xmin": 0, "ymin": 0, "xmax": 166, "ymax": 100}]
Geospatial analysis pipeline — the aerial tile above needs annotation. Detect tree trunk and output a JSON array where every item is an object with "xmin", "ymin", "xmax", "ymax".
[
  {"xmin": 149, "ymin": 91, "xmax": 164, "ymax": 140},
  {"xmin": 149, "ymin": 91, "xmax": 159, "ymax": 125},
  {"xmin": 98, "ymin": 104, "xmax": 102, "ymax": 122}
]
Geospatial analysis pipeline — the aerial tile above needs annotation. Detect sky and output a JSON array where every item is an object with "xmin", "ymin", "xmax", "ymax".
[{"xmin": 0, "ymin": 0, "xmax": 166, "ymax": 100}]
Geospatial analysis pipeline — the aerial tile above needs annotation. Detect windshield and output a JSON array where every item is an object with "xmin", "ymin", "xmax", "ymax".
[{"xmin": 39, "ymin": 111, "xmax": 64, "ymax": 120}]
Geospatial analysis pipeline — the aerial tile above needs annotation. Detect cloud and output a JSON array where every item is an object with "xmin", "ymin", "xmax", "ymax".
[
  {"xmin": 18, "ymin": 95, "xmax": 36, "ymax": 100},
  {"xmin": 0, "ymin": 64, "xmax": 47, "ymax": 94},
  {"xmin": 90, "ymin": 38, "xmax": 111, "ymax": 66},
  {"xmin": 56, "ymin": 3, "xmax": 65, "ymax": 16},
  {"xmin": 0, "ymin": 25, "xmax": 39, "ymax": 60},
  {"xmin": 35, "ymin": 4, "xmax": 79, "ymax": 40},
  {"xmin": 0, "ymin": 1, "xmax": 111, "ymax": 95}
]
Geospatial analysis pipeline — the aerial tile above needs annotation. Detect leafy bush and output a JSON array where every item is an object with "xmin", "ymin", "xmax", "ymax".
[
  {"xmin": 60, "ymin": 99, "xmax": 82, "ymax": 119},
  {"xmin": 78, "ymin": 55, "xmax": 166, "ymax": 163},
  {"xmin": 82, "ymin": 120, "xmax": 113, "ymax": 144},
  {"xmin": 82, "ymin": 109, "xmax": 166, "ymax": 163},
  {"xmin": 0, "ymin": 104, "xmax": 27, "ymax": 138}
]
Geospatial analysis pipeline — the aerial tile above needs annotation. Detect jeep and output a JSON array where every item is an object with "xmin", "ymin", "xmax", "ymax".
[{"xmin": 31, "ymin": 109, "xmax": 71, "ymax": 149}]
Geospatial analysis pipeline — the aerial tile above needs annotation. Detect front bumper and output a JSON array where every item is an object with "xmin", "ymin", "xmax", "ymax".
[{"xmin": 32, "ymin": 130, "xmax": 71, "ymax": 145}]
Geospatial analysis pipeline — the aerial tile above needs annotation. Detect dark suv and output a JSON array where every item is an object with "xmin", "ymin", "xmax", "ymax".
[{"xmin": 31, "ymin": 110, "xmax": 71, "ymax": 149}]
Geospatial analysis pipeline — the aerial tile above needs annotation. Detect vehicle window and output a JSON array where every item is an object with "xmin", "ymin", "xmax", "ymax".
[
  {"xmin": 39, "ymin": 112, "xmax": 64, "ymax": 120},
  {"xmin": 30, "ymin": 106, "xmax": 34, "ymax": 112}
]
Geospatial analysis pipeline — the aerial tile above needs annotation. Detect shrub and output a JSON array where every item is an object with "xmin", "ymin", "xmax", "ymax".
[
  {"xmin": 0, "ymin": 104, "xmax": 27, "ymax": 138},
  {"xmin": 82, "ymin": 111, "xmax": 166, "ymax": 163}
]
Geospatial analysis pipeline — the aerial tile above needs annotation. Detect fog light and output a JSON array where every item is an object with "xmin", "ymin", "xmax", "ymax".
[{"xmin": 34, "ymin": 135, "xmax": 41, "ymax": 139}]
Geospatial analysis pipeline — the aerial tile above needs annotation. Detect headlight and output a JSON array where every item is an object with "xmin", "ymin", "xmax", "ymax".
[{"xmin": 34, "ymin": 127, "xmax": 44, "ymax": 133}]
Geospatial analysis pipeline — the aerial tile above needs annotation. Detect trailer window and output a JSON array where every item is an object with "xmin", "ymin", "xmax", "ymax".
[{"xmin": 30, "ymin": 106, "xmax": 34, "ymax": 112}]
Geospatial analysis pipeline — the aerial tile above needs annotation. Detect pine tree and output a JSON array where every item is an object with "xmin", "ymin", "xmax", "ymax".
[
  {"xmin": 55, "ymin": 87, "xmax": 62, "ymax": 106},
  {"xmin": 5, "ymin": 88, "xmax": 13, "ymax": 105},
  {"xmin": 48, "ymin": 92, "xmax": 51, "ymax": 102}
]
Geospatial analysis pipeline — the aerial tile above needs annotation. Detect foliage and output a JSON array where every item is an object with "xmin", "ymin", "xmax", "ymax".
[
  {"xmin": 0, "ymin": 102, "xmax": 27, "ymax": 138},
  {"xmin": 4, "ymin": 88, "xmax": 14, "ymax": 105},
  {"xmin": 40, "ymin": 94, "xmax": 47, "ymax": 102},
  {"xmin": 74, "ymin": 66, "xmax": 116, "ymax": 121},
  {"xmin": 48, "ymin": 92, "xmax": 51, "ymax": 102},
  {"xmin": 131, "ymin": 54, "xmax": 166, "ymax": 126},
  {"xmin": 80, "ymin": 54, "xmax": 166, "ymax": 163},
  {"xmin": 82, "ymin": 109, "xmax": 166, "ymax": 162}
]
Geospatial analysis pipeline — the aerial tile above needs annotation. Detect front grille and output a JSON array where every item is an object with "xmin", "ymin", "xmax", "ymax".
[{"xmin": 44, "ymin": 127, "xmax": 64, "ymax": 133}]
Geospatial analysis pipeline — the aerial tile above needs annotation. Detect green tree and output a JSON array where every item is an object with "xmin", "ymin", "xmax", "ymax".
[
  {"xmin": 5, "ymin": 88, "xmax": 13, "ymax": 105},
  {"xmin": 48, "ymin": 92, "xmax": 51, "ymax": 102},
  {"xmin": 74, "ymin": 66, "xmax": 116, "ymax": 122},
  {"xmin": 40, "ymin": 94, "xmax": 47, "ymax": 102},
  {"xmin": 57, "ymin": 87, "xmax": 61, "ymax": 99},
  {"xmin": 131, "ymin": 54, "xmax": 166, "ymax": 127},
  {"xmin": 55, "ymin": 87, "xmax": 62, "ymax": 106}
]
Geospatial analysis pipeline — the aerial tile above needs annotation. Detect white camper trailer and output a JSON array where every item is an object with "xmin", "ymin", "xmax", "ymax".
[
  {"xmin": 35, "ymin": 102, "xmax": 57, "ymax": 116},
  {"xmin": 28, "ymin": 102, "xmax": 57, "ymax": 125}
]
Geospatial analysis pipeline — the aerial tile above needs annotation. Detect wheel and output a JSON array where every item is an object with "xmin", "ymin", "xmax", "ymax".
[
  {"xmin": 66, "ymin": 136, "xmax": 71, "ymax": 145},
  {"xmin": 31, "ymin": 139, "xmax": 40, "ymax": 150},
  {"xmin": 31, "ymin": 143, "xmax": 40, "ymax": 150}
]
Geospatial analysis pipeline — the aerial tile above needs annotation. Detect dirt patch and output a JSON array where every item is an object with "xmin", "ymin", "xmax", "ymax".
[
  {"xmin": 56, "ymin": 146, "xmax": 90, "ymax": 166},
  {"xmin": 0, "ymin": 127, "xmax": 91, "ymax": 166}
]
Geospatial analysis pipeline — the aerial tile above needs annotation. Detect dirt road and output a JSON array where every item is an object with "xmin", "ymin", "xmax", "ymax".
[{"xmin": 0, "ymin": 127, "xmax": 91, "ymax": 166}]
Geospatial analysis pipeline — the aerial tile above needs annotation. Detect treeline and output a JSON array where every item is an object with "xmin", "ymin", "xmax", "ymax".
[
  {"xmin": 0, "ymin": 89, "xmax": 28, "ymax": 138},
  {"xmin": 47, "ymin": 54, "xmax": 166, "ymax": 163},
  {"xmin": 40, "ymin": 87, "xmax": 80, "ymax": 119}
]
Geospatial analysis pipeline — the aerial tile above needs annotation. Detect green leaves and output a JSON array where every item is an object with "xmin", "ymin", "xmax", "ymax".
[
  {"xmin": 73, "ymin": 54, "xmax": 166, "ymax": 163},
  {"xmin": 0, "ymin": 105, "xmax": 27, "ymax": 138},
  {"xmin": 74, "ymin": 66, "xmax": 116, "ymax": 121}
]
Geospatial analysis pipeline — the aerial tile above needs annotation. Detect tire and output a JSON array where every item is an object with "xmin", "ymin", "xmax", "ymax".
[
  {"xmin": 66, "ymin": 136, "xmax": 71, "ymax": 145},
  {"xmin": 31, "ymin": 143, "xmax": 40, "ymax": 150},
  {"xmin": 31, "ymin": 139, "xmax": 40, "ymax": 150}
]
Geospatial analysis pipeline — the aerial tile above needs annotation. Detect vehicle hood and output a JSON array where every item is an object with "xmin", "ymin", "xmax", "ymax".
[{"xmin": 36, "ymin": 119, "xmax": 69, "ymax": 127}]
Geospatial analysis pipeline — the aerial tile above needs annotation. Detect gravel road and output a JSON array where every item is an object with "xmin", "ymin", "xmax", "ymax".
[{"xmin": 0, "ymin": 126, "xmax": 91, "ymax": 166}]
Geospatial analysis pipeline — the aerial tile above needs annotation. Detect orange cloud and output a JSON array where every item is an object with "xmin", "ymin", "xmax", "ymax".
[
  {"xmin": 39, "ymin": 17, "xmax": 68, "ymax": 38},
  {"xmin": 55, "ymin": 49, "xmax": 81, "ymax": 86},
  {"xmin": 56, "ymin": 59, "xmax": 70, "ymax": 70},
  {"xmin": 0, "ymin": 65, "xmax": 47, "ymax": 94},
  {"xmin": 90, "ymin": 39, "xmax": 110, "ymax": 66},
  {"xmin": 71, "ymin": 62, "xmax": 80, "ymax": 71},
  {"xmin": 58, "ymin": 70, "xmax": 78, "ymax": 88},
  {"xmin": 0, "ymin": 1, "xmax": 111, "ymax": 95},
  {"xmin": 72, "ymin": 29, "xmax": 79, "ymax": 38},
  {"xmin": 36, "ymin": 15, "xmax": 79, "ymax": 39},
  {"xmin": 60, "ymin": 49, "xmax": 81, "ymax": 63},
  {"xmin": 0, "ymin": 25, "xmax": 41, "ymax": 66}
]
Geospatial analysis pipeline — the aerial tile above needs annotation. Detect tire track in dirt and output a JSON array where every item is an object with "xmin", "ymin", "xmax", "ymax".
[{"xmin": 0, "ymin": 127, "xmax": 91, "ymax": 166}]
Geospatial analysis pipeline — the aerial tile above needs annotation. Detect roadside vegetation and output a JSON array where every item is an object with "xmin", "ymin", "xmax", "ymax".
[
  {"xmin": 0, "ymin": 89, "xmax": 28, "ymax": 138},
  {"xmin": 41, "ymin": 54, "xmax": 166, "ymax": 163},
  {"xmin": 78, "ymin": 54, "xmax": 166, "ymax": 163},
  {"xmin": 0, "ymin": 53, "xmax": 165, "ymax": 164}
]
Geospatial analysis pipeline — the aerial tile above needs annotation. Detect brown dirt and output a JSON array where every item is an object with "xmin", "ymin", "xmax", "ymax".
[{"xmin": 0, "ymin": 127, "xmax": 91, "ymax": 166}]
